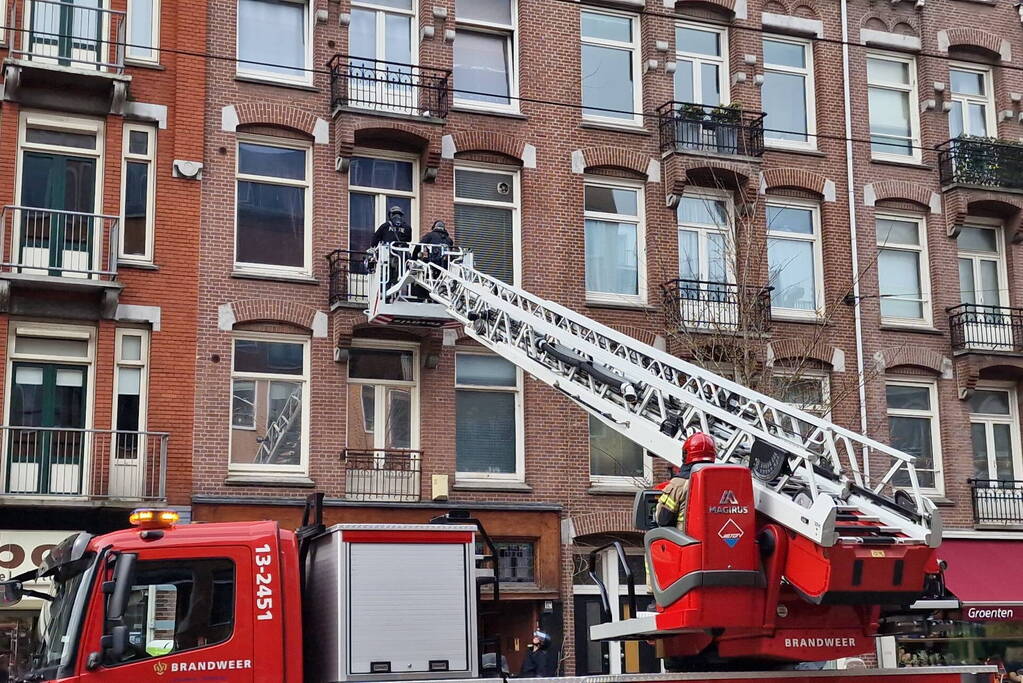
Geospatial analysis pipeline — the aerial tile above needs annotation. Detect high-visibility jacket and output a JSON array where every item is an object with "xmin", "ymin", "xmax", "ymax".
[{"xmin": 654, "ymin": 476, "xmax": 690, "ymax": 529}]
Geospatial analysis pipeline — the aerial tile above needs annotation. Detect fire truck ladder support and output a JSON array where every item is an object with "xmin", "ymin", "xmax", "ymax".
[{"xmin": 376, "ymin": 245, "xmax": 940, "ymax": 549}]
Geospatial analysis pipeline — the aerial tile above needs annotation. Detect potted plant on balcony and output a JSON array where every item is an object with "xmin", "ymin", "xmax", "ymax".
[
  {"xmin": 677, "ymin": 102, "xmax": 709, "ymax": 150},
  {"xmin": 710, "ymin": 102, "xmax": 743, "ymax": 154}
]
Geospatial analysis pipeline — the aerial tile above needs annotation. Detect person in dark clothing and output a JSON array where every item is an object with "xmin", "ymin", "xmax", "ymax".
[
  {"xmin": 371, "ymin": 206, "xmax": 412, "ymax": 247},
  {"xmin": 411, "ymin": 220, "xmax": 454, "ymax": 300},
  {"xmin": 519, "ymin": 631, "xmax": 556, "ymax": 678}
]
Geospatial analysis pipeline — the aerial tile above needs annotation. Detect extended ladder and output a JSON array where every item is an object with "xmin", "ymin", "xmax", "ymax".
[
  {"xmin": 255, "ymin": 388, "xmax": 303, "ymax": 465},
  {"xmin": 371, "ymin": 244, "xmax": 940, "ymax": 549}
]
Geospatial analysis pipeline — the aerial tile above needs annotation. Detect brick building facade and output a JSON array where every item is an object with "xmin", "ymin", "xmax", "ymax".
[{"xmin": 188, "ymin": 0, "xmax": 1023, "ymax": 674}]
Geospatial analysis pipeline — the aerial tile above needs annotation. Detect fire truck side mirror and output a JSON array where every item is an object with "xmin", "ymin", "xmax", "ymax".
[{"xmin": 99, "ymin": 552, "xmax": 137, "ymax": 662}]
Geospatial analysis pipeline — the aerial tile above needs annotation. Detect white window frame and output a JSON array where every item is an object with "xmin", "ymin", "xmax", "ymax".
[
  {"xmin": 112, "ymin": 328, "xmax": 150, "ymax": 436},
  {"xmin": 583, "ymin": 177, "xmax": 646, "ymax": 306},
  {"xmin": 580, "ymin": 7, "xmax": 642, "ymax": 126},
  {"xmin": 350, "ymin": 0, "xmax": 416, "ymax": 64},
  {"xmin": 886, "ymin": 378, "xmax": 944, "ymax": 496},
  {"xmin": 588, "ymin": 415, "xmax": 652, "ymax": 490},
  {"xmin": 969, "ymin": 382, "xmax": 1023, "ymax": 482},
  {"xmin": 677, "ymin": 190, "xmax": 734, "ymax": 284},
  {"xmin": 762, "ymin": 35, "xmax": 817, "ymax": 151},
  {"xmin": 233, "ymin": 134, "xmax": 313, "ymax": 277},
  {"xmin": 876, "ymin": 212, "xmax": 931, "ymax": 327},
  {"xmin": 674, "ymin": 21, "xmax": 729, "ymax": 106},
  {"xmin": 0, "ymin": 1, "xmax": 7, "ymax": 43},
  {"xmin": 453, "ymin": 163, "xmax": 522, "ymax": 286},
  {"xmin": 348, "ymin": 149, "xmax": 419, "ymax": 249},
  {"xmin": 957, "ymin": 218, "xmax": 1008, "ymax": 307},
  {"xmin": 235, "ymin": 0, "xmax": 313, "ymax": 86},
  {"xmin": 773, "ymin": 369, "xmax": 831, "ymax": 419},
  {"xmin": 228, "ymin": 332, "xmax": 311, "ymax": 475},
  {"xmin": 119, "ymin": 123, "xmax": 157, "ymax": 263},
  {"xmin": 949, "ymin": 63, "xmax": 997, "ymax": 139},
  {"xmin": 866, "ymin": 51, "xmax": 920, "ymax": 163},
  {"xmin": 344, "ymin": 339, "xmax": 421, "ymax": 452},
  {"xmin": 126, "ymin": 0, "xmax": 161, "ymax": 64},
  {"xmin": 454, "ymin": 350, "xmax": 525, "ymax": 483},
  {"xmin": 453, "ymin": 0, "xmax": 519, "ymax": 114},
  {"xmin": 765, "ymin": 198, "xmax": 824, "ymax": 320}
]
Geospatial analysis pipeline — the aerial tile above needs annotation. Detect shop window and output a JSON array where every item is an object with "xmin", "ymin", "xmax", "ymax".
[{"xmin": 476, "ymin": 540, "xmax": 535, "ymax": 583}]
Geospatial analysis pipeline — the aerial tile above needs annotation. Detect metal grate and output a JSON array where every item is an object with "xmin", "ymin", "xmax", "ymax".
[
  {"xmin": 9, "ymin": 0, "xmax": 126, "ymax": 72},
  {"xmin": 969, "ymin": 479, "xmax": 1023, "ymax": 525},
  {"xmin": 0, "ymin": 205, "xmax": 119, "ymax": 280},
  {"xmin": 342, "ymin": 449, "xmax": 422, "ymax": 503},
  {"xmin": 328, "ymin": 54, "xmax": 451, "ymax": 119},
  {"xmin": 662, "ymin": 278, "xmax": 772, "ymax": 332},
  {"xmin": 947, "ymin": 303, "xmax": 1023, "ymax": 353},
  {"xmin": 326, "ymin": 249, "xmax": 371, "ymax": 307},
  {"xmin": 937, "ymin": 137, "xmax": 1023, "ymax": 190},
  {"xmin": 657, "ymin": 102, "xmax": 766, "ymax": 157}
]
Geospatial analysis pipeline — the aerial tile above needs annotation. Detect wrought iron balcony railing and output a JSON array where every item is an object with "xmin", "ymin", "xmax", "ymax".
[
  {"xmin": 657, "ymin": 102, "xmax": 766, "ymax": 157},
  {"xmin": 8, "ymin": 0, "xmax": 126, "ymax": 72},
  {"xmin": 937, "ymin": 137, "xmax": 1023, "ymax": 190},
  {"xmin": 969, "ymin": 479, "xmax": 1023, "ymax": 525},
  {"xmin": 948, "ymin": 303, "xmax": 1023, "ymax": 353},
  {"xmin": 663, "ymin": 279, "xmax": 772, "ymax": 332},
  {"xmin": 343, "ymin": 448, "xmax": 422, "ymax": 503},
  {"xmin": 0, "ymin": 206, "xmax": 119, "ymax": 280},
  {"xmin": 326, "ymin": 249, "xmax": 371, "ymax": 307},
  {"xmin": 2, "ymin": 426, "xmax": 169, "ymax": 500},
  {"xmin": 328, "ymin": 54, "xmax": 451, "ymax": 119}
]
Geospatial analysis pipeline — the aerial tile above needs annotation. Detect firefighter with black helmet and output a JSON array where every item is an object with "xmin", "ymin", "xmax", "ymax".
[
  {"xmin": 654, "ymin": 432, "xmax": 717, "ymax": 529},
  {"xmin": 371, "ymin": 205, "xmax": 412, "ymax": 247}
]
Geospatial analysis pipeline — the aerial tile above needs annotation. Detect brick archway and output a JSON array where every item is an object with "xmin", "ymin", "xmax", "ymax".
[
  {"xmin": 945, "ymin": 190, "xmax": 1023, "ymax": 243},
  {"xmin": 336, "ymin": 123, "xmax": 442, "ymax": 180},
  {"xmin": 219, "ymin": 299, "xmax": 327, "ymax": 337},
  {"xmin": 874, "ymin": 346, "xmax": 951, "ymax": 377},
  {"xmin": 609, "ymin": 324, "xmax": 660, "ymax": 348},
  {"xmin": 670, "ymin": 0, "xmax": 747, "ymax": 20},
  {"xmin": 767, "ymin": 339, "xmax": 845, "ymax": 372},
  {"xmin": 444, "ymin": 131, "xmax": 535, "ymax": 168},
  {"xmin": 761, "ymin": 167, "xmax": 836, "ymax": 201},
  {"xmin": 865, "ymin": 180, "xmax": 940, "ymax": 213},
  {"xmin": 938, "ymin": 28, "xmax": 1011, "ymax": 61},
  {"xmin": 575, "ymin": 146, "xmax": 656, "ymax": 181},
  {"xmin": 223, "ymin": 103, "xmax": 327, "ymax": 143},
  {"xmin": 569, "ymin": 511, "xmax": 637, "ymax": 540}
]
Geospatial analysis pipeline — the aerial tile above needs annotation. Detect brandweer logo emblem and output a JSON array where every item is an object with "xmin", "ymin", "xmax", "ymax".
[
  {"xmin": 153, "ymin": 661, "xmax": 168, "ymax": 676},
  {"xmin": 718, "ymin": 519, "xmax": 744, "ymax": 547},
  {"xmin": 708, "ymin": 490, "xmax": 750, "ymax": 514}
]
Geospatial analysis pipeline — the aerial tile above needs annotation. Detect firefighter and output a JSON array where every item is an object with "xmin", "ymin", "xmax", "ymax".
[
  {"xmin": 370, "ymin": 206, "xmax": 413, "ymax": 294},
  {"xmin": 519, "ymin": 630, "xmax": 556, "ymax": 677},
  {"xmin": 654, "ymin": 432, "xmax": 717, "ymax": 529},
  {"xmin": 414, "ymin": 220, "xmax": 454, "ymax": 266}
]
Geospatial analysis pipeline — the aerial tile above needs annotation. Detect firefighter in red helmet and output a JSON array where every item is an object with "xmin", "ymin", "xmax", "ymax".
[{"xmin": 654, "ymin": 432, "xmax": 717, "ymax": 529}]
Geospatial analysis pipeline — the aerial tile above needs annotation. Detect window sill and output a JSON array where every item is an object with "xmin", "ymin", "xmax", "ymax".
[
  {"xmin": 879, "ymin": 323, "xmax": 944, "ymax": 335},
  {"xmin": 764, "ymin": 145, "xmax": 826, "ymax": 158},
  {"xmin": 234, "ymin": 74, "xmax": 320, "ymax": 93},
  {"xmin": 588, "ymin": 484, "xmax": 644, "ymax": 496},
  {"xmin": 334, "ymin": 105, "xmax": 446, "ymax": 126},
  {"xmin": 225, "ymin": 474, "xmax": 315, "ymax": 488},
  {"xmin": 928, "ymin": 496, "xmax": 954, "ymax": 507},
  {"xmin": 125, "ymin": 59, "xmax": 165, "ymax": 71},
  {"xmin": 450, "ymin": 105, "xmax": 527, "ymax": 121},
  {"xmin": 453, "ymin": 479, "xmax": 532, "ymax": 493},
  {"xmin": 870, "ymin": 158, "xmax": 932, "ymax": 171},
  {"xmin": 585, "ymin": 300, "xmax": 655, "ymax": 312},
  {"xmin": 769, "ymin": 313, "xmax": 827, "ymax": 325},
  {"xmin": 579, "ymin": 120, "xmax": 651, "ymax": 136},
  {"xmin": 118, "ymin": 260, "xmax": 159, "ymax": 271},
  {"xmin": 231, "ymin": 270, "xmax": 319, "ymax": 286}
]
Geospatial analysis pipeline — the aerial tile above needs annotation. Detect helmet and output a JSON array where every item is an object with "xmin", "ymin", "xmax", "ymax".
[
  {"xmin": 432, "ymin": 220, "xmax": 446, "ymax": 231},
  {"xmin": 682, "ymin": 432, "xmax": 716, "ymax": 466},
  {"xmin": 389, "ymin": 206, "xmax": 405, "ymax": 216}
]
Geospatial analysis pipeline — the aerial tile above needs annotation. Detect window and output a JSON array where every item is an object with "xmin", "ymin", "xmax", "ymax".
[
  {"xmin": 762, "ymin": 36, "xmax": 815, "ymax": 148},
  {"xmin": 877, "ymin": 215, "xmax": 930, "ymax": 325},
  {"xmin": 454, "ymin": 166, "xmax": 519, "ymax": 284},
  {"xmin": 584, "ymin": 181, "xmax": 644, "ymax": 304},
  {"xmin": 348, "ymin": 154, "xmax": 417, "ymax": 254},
  {"xmin": 969, "ymin": 385, "xmax": 1022, "ymax": 482},
  {"xmin": 455, "ymin": 353, "xmax": 522, "ymax": 480},
  {"xmin": 867, "ymin": 53, "xmax": 919, "ymax": 160},
  {"xmin": 589, "ymin": 416, "xmax": 648, "ymax": 487},
  {"xmin": 112, "ymin": 329, "xmax": 149, "ymax": 470},
  {"xmin": 237, "ymin": 0, "xmax": 310, "ymax": 84},
  {"xmin": 678, "ymin": 194, "xmax": 731, "ymax": 285},
  {"xmin": 229, "ymin": 336, "xmax": 308, "ymax": 473},
  {"xmin": 120, "ymin": 124, "xmax": 156, "ymax": 262},
  {"xmin": 581, "ymin": 9, "xmax": 641, "ymax": 124},
  {"xmin": 772, "ymin": 371, "xmax": 829, "ymax": 417},
  {"xmin": 346, "ymin": 345, "xmax": 418, "ymax": 452},
  {"xmin": 235, "ymin": 138, "xmax": 311, "ymax": 274},
  {"xmin": 454, "ymin": 0, "xmax": 516, "ymax": 111},
  {"xmin": 886, "ymin": 380, "xmax": 943, "ymax": 495},
  {"xmin": 349, "ymin": 0, "xmax": 415, "ymax": 111},
  {"xmin": 949, "ymin": 65, "xmax": 995, "ymax": 138},
  {"xmin": 766, "ymin": 201, "xmax": 822, "ymax": 317},
  {"xmin": 958, "ymin": 223, "xmax": 1006, "ymax": 307},
  {"xmin": 126, "ymin": 0, "xmax": 160, "ymax": 63},
  {"xmin": 104, "ymin": 559, "xmax": 234, "ymax": 665},
  {"xmin": 674, "ymin": 22, "xmax": 727, "ymax": 107},
  {"xmin": 477, "ymin": 541, "xmax": 535, "ymax": 583}
]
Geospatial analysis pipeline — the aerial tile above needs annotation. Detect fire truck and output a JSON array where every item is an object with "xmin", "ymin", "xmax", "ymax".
[{"xmin": 0, "ymin": 244, "xmax": 993, "ymax": 683}]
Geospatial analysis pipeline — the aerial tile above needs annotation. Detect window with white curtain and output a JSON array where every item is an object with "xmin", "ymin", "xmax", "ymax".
[
  {"xmin": 453, "ymin": 0, "xmax": 516, "ymax": 110},
  {"xmin": 455, "ymin": 353, "xmax": 523, "ymax": 480},
  {"xmin": 237, "ymin": 0, "xmax": 310, "ymax": 84},
  {"xmin": 127, "ymin": 0, "xmax": 160, "ymax": 63},
  {"xmin": 762, "ymin": 36, "xmax": 815, "ymax": 148},
  {"xmin": 674, "ymin": 22, "xmax": 727, "ymax": 107},
  {"xmin": 348, "ymin": 0, "xmax": 416, "ymax": 112},
  {"xmin": 969, "ymin": 385, "xmax": 1022, "ymax": 482},
  {"xmin": 867, "ymin": 53, "xmax": 919, "ymax": 161},
  {"xmin": 766, "ymin": 201, "xmax": 822, "ymax": 317},
  {"xmin": 581, "ymin": 9, "xmax": 641, "ymax": 124},
  {"xmin": 877, "ymin": 215, "xmax": 930, "ymax": 325},
  {"xmin": 584, "ymin": 181, "xmax": 644, "ymax": 304},
  {"xmin": 887, "ymin": 380, "xmax": 943, "ymax": 495}
]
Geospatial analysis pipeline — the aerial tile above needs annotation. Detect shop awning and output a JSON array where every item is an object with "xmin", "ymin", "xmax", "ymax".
[{"xmin": 937, "ymin": 539, "xmax": 1023, "ymax": 606}]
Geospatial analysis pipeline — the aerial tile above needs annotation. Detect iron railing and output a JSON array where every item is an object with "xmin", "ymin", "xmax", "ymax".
[
  {"xmin": 1, "ymin": 426, "xmax": 168, "ymax": 500},
  {"xmin": 328, "ymin": 54, "xmax": 451, "ymax": 118},
  {"xmin": 937, "ymin": 137, "xmax": 1023, "ymax": 190},
  {"xmin": 9, "ymin": 0, "xmax": 126, "ymax": 72},
  {"xmin": 343, "ymin": 449, "xmax": 422, "ymax": 503},
  {"xmin": 0, "ymin": 206, "xmax": 119, "ymax": 280},
  {"xmin": 326, "ymin": 249, "xmax": 371, "ymax": 306},
  {"xmin": 663, "ymin": 279, "xmax": 772, "ymax": 332},
  {"xmin": 969, "ymin": 479, "xmax": 1023, "ymax": 525},
  {"xmin": 657, "ymin": 101, "xmax": 766, "ymax": 157},
  {"xmin": 947, "ymin": 303, "xmax": 1023, "ymax": 353}
]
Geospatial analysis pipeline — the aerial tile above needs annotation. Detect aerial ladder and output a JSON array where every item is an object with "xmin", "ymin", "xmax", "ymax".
[{"xmin": 366, "ymin": 243, "xmax": 944, "ymax": 667}]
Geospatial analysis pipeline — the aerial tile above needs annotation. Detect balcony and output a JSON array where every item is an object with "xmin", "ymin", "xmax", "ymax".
[
  {"xmin": 969, "ymin": 479, "xmax": 1023, "ymax": 526},
  {"xmin": 663, "ymin": 279, "xmax": 772, "ymax": 333},
  {"xmin": 343, "ymin": 448, "xmax": 422, "ymax": 503},
  {"xmin": 326, "ymin": 249, "xmax": 370, "ymax": 308},
  {"xmin": 328, "ymin": 54, "xmax": 451, "ymax": 120},
  {"xmin": 948, "ymin": 303, "xmax": 1023, "ymax": 354},
  {"xmin": 0, "ymin": 206, "xmax": 122, "ymax": 317},
  {"xmin": 4, "ymin": 0, "xmax": 130, "ymax": 114},
  {"xmin": 937, "ymin": 137, "xmax": 1023, "ymax": 191},
  {"xmin": 1, "ymin": 426, "xmax": 169, "ymax": 502},
  {"xmin": 657, "ymin": 102, "xmax": 766, "ymax": 158}
]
